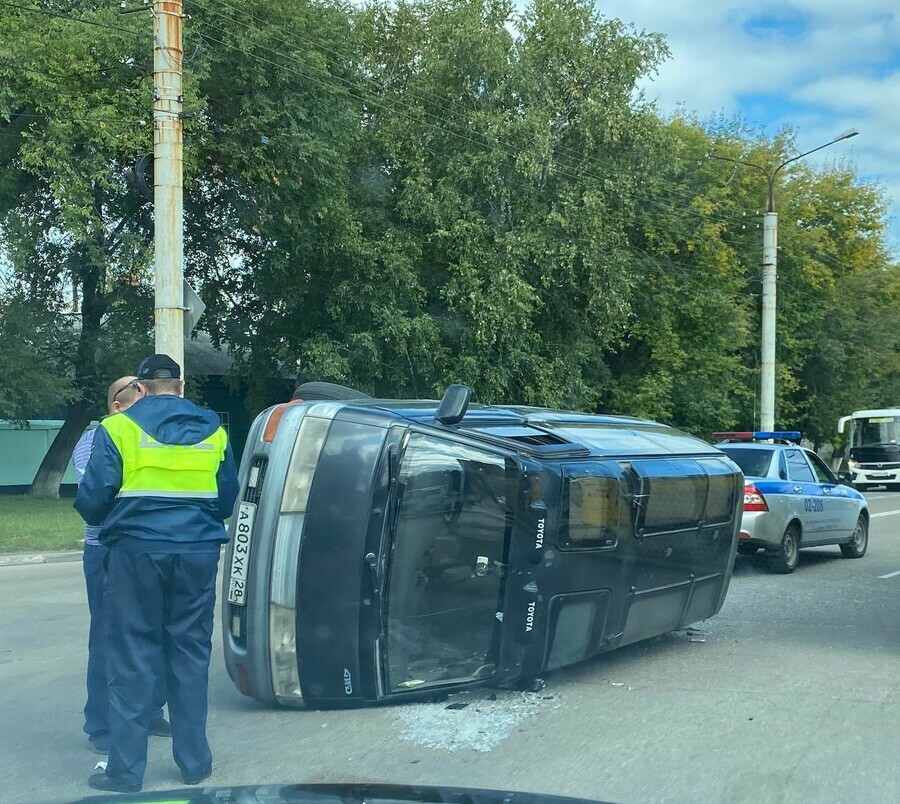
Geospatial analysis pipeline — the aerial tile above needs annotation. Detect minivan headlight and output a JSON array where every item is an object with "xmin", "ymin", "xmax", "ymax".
[
  {"xmin": 280, "ymin": 417, "xmax": 330, "ymax": 513},
  {"xmin": 269, "ymin": 603, "xmax": 302, "ymax": 704}
]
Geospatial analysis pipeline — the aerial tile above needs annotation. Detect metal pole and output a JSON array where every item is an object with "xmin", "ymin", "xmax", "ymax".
[
  {"xmin": 711, "ymin": 129, "xmax": 858, "ymax": 432},
  {"xmin": 760, "ymin": 210, "xmax": 778, "ymax": 431},
  {"xmin": 153, "ymin": 0, "xmax": 184, "ymax": 372}
]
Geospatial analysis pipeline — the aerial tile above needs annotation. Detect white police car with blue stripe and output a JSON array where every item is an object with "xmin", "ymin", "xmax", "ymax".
[{"xmin": 713, "ymin": 432, "xmax": 869, "ymax": 574}]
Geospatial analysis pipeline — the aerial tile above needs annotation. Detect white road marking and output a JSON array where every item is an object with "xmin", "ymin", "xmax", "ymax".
[
  {"xmin": 871, "ymin": 510, "xmax": 900, "ymax": 518},
  {"xmin": 878, "ymin": 570, "xmax": 900, "ymax": 579}
]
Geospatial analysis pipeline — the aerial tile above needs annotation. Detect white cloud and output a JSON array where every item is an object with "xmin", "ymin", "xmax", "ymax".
[{"xmin": 597, "ymin": 0, "xmax": 900, "ymax": 251}]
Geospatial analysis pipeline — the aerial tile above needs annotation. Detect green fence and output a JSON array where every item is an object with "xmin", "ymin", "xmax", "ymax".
[{"xmin": 0, "ymin": 421, "xmax": 97, "ymax": 488}]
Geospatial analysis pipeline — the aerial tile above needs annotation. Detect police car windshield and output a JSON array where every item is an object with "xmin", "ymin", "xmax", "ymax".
[
  {"xmin": 385, "ymin": 434, "xmax": 513, "ymax": 690},
  {"xmin": 719, "ymin": 447, "xmax": 773, "ymax": 479}
]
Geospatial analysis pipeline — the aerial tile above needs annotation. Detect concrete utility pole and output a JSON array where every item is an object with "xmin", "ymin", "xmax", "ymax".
[
  {"xmin": 761, "ymin": 208, "xmax": 777, "ymax": 432},
  {"xmin": 153, "ymin": 0, "xmax": 185, "ymax": 371},
  {"xmin": 712, "ymin": 129, "xmax": 858, "ymax": 431}
]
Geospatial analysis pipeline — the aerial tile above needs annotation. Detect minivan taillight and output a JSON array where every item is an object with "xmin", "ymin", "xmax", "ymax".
[{"xmin": 744, "ymin": 484, "xmax": 768, "ymax": 512}]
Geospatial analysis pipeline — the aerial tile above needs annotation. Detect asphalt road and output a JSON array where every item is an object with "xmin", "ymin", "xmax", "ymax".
[{"xmin": 2, "ymin": 492, "xmax": 900, "ymax": 804}]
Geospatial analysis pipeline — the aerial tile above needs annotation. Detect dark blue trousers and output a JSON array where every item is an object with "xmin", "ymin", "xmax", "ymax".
[
  {"xmin": 83, "ymin": 543, "xmax": 165, "ymax": 740},
  {"xmin": 104, "ymin": 550, "xmax": 220, "ymax": 786}
]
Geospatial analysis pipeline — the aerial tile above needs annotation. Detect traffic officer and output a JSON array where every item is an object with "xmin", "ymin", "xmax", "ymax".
[
  {"xmin": 75, "ymin": 354, "xmax": 239, "ymax": 794},
  {"xmin": 71, "ymin": 376, "xmax": 170, "ymax": 754}
]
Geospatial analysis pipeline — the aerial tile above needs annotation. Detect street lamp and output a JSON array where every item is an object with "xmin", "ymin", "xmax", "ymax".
[{"xmin": 712, "ymin": 128, "xmax": 859, "ymax": 431}]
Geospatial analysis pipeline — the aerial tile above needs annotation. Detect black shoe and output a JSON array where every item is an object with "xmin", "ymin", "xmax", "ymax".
[
  {"xmin": 149, "ymin": 717, "xmax": 172, "ymax": 737},
  {"xmin": 86, "ymin": 735, "xmax": 110, "ymax": 755},
  {"xmin": 182, "ymin": 768, "xmax": 212, "ymax": 786},
  {"xmin": 88, "ymin": 772, "xmax": 141, "ymax": 793}
]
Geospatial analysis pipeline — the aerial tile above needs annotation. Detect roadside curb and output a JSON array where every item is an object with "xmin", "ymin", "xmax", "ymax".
[{"xmin": 0, "ymin": 550, "xmax": 83, "ymax": 567}]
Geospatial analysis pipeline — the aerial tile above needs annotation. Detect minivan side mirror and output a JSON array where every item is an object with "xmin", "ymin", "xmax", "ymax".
[{"xmin": 435, "ymin": 384, "xmax": 472, "ymax": 425}]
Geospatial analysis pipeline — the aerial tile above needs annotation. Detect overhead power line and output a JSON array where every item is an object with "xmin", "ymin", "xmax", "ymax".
[{"xmin": 0, "ymin": 0, "xmax": 149, "ymax": 37}]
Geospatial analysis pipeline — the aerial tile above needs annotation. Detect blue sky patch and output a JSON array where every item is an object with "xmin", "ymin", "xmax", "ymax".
[
  {"xmin": 742, "ymin": 9, "xmax": 811, "ymax": 41},
  {"xmin": 735, "ymin": 93, "xmax": 832, "ymax": 130}
]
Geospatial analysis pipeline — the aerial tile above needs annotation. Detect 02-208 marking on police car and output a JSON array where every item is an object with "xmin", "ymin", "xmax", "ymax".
[{"xmin": 228, "ymin": 502, "xmax": 257, "ymax": 606}]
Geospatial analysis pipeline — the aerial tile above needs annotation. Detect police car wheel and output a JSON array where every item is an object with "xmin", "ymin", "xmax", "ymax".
[
  {"xmin": 765, "ymin": 524, "xmax": 800, "ymax": 574},
  {"xmin": 840, "ymin": 515, "xmax": 868, "ymax": 559}
]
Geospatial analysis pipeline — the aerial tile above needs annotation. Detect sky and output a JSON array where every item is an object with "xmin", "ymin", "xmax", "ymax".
[{"xmin": 597, "ymin": 0, "xmax": 900, "ymax": 254}]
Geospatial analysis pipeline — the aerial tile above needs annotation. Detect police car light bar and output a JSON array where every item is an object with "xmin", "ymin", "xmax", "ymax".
[{"xmin": 712, "ymin": 431, "xmax": 801, "ymax": 442}]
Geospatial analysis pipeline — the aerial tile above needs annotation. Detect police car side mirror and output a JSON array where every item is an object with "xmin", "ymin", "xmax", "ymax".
[{"xmin": 436, "ymin": 384, "xmax": 472, "ymax": 425}]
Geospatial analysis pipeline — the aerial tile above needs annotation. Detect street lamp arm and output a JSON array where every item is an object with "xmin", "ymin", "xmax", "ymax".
[
  {"xmin": 710, "ymin": 153, "xmax": 770, "ymax": 177},
  {"xmin": 774, "ymin": 129, "xmax": 860, "ymax": 177}
]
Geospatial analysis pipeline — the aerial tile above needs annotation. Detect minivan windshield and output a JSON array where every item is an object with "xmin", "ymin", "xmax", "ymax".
[{"xmin": 385, "ymin": 434, "xmax": 513, "ymax": 691}]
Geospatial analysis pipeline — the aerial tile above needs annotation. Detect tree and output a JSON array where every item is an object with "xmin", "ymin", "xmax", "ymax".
[
  {"xmin": 208, "ymin": 0, "xmax": 670, "ymax": 408},
  {"xmin": 3, "ymin": 0, "xmax": 896, "ymax": 487},
  {"xmin": 0, "ymin": 2, "xmax": 163, "ymax": 495},
  {"xmin": 772, "ymin": 163, "xmax": 900, "ymax": 444}
]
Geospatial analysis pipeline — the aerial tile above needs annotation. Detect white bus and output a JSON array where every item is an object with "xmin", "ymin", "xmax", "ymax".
[{"xmin": 837, "ymin": 408, "xmax": 900, "ymax": 491}]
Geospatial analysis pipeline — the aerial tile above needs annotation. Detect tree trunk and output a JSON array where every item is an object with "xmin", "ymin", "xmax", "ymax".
[
  {"xmin": 29, "ymin": 246, "xmax": 105, "ymax": 498},
  {"xmin": 27, "ymin": 400, "xmax": 94, "ymax": 498}
]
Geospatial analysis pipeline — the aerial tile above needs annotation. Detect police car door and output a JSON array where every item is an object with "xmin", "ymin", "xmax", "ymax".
[
  {"xmin": 805, "ymin": 449, "xmax": 857, "ymax": 540},
  {"xmin": 784, "ymin": 449, "xmax": 826, "ymax": 542}
]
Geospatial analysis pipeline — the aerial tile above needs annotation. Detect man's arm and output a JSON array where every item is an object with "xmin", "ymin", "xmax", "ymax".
[
  {"xmin": 74, "ymin": 426, "xmax": 123, "ymax": 526},
  {"xmin": 71, "ymin": 429, "xmax": 95, "ymax": 485},
  {"xmin": 216, "ymin": 442, "xmax": 240, "ymax": 521}
]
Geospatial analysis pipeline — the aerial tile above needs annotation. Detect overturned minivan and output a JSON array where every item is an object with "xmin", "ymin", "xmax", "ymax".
[{"xmin": 222, "ymin": 386, "xmax": 743, "ymax": 708}]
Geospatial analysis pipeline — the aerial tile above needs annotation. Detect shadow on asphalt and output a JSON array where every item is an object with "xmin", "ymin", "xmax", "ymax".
[{"xmin": 731, "ymin": 548, "xmax": 847, "ymax": 575}]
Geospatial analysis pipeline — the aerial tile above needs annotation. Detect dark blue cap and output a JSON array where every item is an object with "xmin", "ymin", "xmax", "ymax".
[{"xmin": 137, "ymin": 353, "xmax": 181, "ymax": 380}]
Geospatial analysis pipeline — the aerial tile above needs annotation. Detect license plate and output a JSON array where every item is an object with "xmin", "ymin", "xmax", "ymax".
[{"xmin": 228, "ymin": 502, "xmax": 256, "ymax": 606}]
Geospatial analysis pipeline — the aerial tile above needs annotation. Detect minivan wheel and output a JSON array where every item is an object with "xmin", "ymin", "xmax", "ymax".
[
  {"xmin": 765, "ymin": 524, "xmax": 800, "ymax": 574},
  {"xmin": 840, "ymin": 515, "xmax": 868, "ymax": 559}
]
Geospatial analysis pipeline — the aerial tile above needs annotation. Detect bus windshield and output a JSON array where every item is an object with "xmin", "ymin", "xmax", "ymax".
[
  {"xmin": 385, "ymin": 434, "xmax": 513, "ymax": 691},
  {"xmin": 851, "ymin": 416, "xmax": 900, "ymax": 447}
]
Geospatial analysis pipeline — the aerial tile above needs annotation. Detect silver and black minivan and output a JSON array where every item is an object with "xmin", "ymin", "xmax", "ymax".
[{"xmin": 222, "ymin": 386, "xmax": 743, "ymax": 708}]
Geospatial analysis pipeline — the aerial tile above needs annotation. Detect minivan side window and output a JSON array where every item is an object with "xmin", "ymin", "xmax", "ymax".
[{"xmin": 785, "ymin": 449, "xmax": 815, "ymax": 483}]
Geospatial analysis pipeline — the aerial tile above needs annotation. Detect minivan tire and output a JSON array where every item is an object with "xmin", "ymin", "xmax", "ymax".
[{"xmin": 292, "ymin": 381, "xmax": 371, "ymax": 401}]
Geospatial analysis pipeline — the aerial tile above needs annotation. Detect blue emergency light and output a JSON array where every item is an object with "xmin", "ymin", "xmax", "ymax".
[{"xmin": 712, "ymin": 431, "xmax": 801, "ymax": 442}]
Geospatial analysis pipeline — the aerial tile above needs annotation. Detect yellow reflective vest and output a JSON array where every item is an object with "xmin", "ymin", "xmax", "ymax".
[{"xmin": 101, "ymin": 413, "xmax": 227, "ymax": 500}]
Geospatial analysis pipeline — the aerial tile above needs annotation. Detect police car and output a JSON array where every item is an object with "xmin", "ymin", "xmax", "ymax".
[{"xmin": 713, "ymin": 432, "xmax": 869, "ymax": 573}]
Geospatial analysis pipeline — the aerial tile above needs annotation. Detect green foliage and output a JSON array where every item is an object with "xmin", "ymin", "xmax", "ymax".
[{"xmin": 1, "ymin": 0, "xmax": 897, "ymax": 457}]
